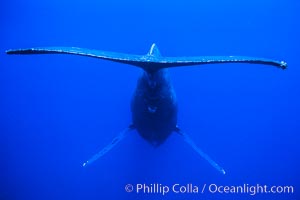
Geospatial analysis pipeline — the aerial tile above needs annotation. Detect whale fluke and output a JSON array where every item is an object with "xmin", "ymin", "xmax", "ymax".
[{"xmin": 6, "ymin": 44, "xmax": 287, "ymax": 72}]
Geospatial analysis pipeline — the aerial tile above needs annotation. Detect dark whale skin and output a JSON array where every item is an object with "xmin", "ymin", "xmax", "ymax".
[{"xmin": 131, "ymin": 69, "xmax": 177, "ymax": 146}]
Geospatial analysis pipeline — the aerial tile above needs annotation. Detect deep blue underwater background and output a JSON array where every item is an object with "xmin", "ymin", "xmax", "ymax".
[{"xmin": 1, "ymin": 0, "xmax": 299, "ymax": 200}]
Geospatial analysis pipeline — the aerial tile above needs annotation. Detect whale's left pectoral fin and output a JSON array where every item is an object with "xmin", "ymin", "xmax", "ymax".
[
  {"xmin": 175, "ymin": 126, "xmax": 226, "ymax": 175},
  {"xmin": 83, "ymin": 125, "xmax": 135, "ymax": 167}
]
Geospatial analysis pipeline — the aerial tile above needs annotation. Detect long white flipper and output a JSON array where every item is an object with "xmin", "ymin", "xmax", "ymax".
[
  {"xmin": 83, "ymin": 126, "xmax": 134, "ymax": 167},
  {"xmin": 175, "ymin": 127, "xmax": 226, "ymax": 175}
]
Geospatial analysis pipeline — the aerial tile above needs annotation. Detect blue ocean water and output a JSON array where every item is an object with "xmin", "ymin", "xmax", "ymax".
[{"xmin": 1, "ymin": 0, "xmax": 299, "ymax": 199}]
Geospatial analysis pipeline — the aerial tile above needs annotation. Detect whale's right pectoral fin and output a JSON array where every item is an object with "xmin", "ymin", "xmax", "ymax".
[
  {"xmin": 82, "ymin": 125, "xmax": 135, "ymax": 167},
  {"xmin": 175, "ymin": 126, "xmax": 226, "ymax": 175}
]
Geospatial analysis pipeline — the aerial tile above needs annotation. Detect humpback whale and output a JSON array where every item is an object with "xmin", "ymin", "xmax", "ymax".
[{"xmin": 6, "ymin": 44, "xmax": 287, "ymax": 174}]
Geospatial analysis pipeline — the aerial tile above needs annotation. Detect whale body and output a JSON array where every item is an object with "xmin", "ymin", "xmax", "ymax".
[{"xmin": 6, "ymin": 43, "xmax": 287, "ymax": 174}]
